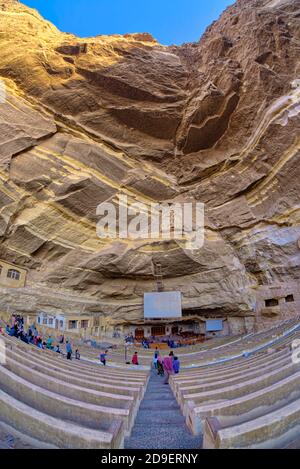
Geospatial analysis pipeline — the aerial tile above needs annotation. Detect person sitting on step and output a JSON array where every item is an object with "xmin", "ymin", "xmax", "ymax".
[{"xmin": 46, "ymin": 336, "xmax": 54, "ymax": 350}]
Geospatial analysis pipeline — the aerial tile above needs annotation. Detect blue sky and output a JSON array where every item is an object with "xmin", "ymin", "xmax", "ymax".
[{"xmin": 22, "ymin": 0, "xmax": 234, "ymax": 46}]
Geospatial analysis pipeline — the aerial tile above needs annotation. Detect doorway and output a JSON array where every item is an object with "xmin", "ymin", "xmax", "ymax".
[
  {"xmin": 135, "ymin": 328, "xmax": 145, "ymax": 340},
  {"xmin": 151, "ymin": 325, "xmax": 166, "ymax": 336}
]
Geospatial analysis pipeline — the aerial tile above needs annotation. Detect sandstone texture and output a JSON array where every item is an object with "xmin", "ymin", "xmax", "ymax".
[{"xmin": 0, "ymin": 0, "xmax": 299, "ymax": 325}]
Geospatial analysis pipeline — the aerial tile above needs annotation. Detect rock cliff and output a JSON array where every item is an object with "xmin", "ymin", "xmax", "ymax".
[{"xmin": 0, "ymin": 0, "xmax": 299, "ymax": 326}]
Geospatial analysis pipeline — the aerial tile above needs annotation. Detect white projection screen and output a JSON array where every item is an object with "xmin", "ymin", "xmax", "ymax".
[
  {"xmin": 206, "ymin": 319, "xmax": 223, "ymax": 332},
  {"xmin": 144, "ymin": 292, "xmax": 182, "ymax": 319}
]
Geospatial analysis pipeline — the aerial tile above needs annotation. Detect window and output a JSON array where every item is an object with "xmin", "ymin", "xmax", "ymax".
[
  {"xmin": 59, "ymin": 320, "xmax": 64, "ymax": 328},
  {"xmin": 38, "ymin": 317, "xmax": 40, "ymax": 324},
  {"xmin": 48, "ymin": 318, "xmax": 53, "ymax": 325},
  {"xmin": 7, "ymin": 269, "xmax": 20, "ymax": 280},
  {"xmin": 42, "ymin": 318, "xmax": 47, "ymax": 325},
  {"xmin": 94, "ymin": 327, "xmax": 99, "ymax": 334},
  {"xmin": 68, "ymin": 320, "xmax": 77, "ymax": 330},
  {"xmin": 265, "ymin": 298, "xmax": 279, "ymax": 307},
  {"xmin": 285, "ymin": 294, "xmax": 294, "ymax": 303},
  {"xmin": 81, "ymin": 320, "xmax": 89, "ymax": 329}
]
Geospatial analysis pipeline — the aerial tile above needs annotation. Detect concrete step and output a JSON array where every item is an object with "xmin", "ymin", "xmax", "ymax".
[
  {"xmin": 126, "ymin": 372, "xmax": 201, "ymax": 449},
  {"xmin": 145, "ymin": 385, "xmax": 174, "ymax": 392},
  {"xmin": 125, "ymin": 427, "xmax": 201, "ymax": 449},
  {"xmin": 141, "ymin": 393, "xmax": 175, "ymax": 400},
  {"xmin": 135, "ymin": 411, "xmax": 186, "ymax": 425},
  {"xmin": 139, "ymin": 400, "xmax": 180, "ymax": 411}
]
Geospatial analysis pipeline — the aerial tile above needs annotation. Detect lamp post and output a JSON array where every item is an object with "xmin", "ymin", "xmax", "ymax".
[{"xmin": 124, "ymin": 341, "xmax": 131, "ymax": 364}]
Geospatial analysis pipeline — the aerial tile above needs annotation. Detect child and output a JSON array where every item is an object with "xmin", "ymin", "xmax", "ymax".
[
  {"xmin": 66, "ymin": 340, "xmax": 72, "ymax": 359},
  {"xmin": 46, "ymin": 336, "xmax": 54, "ymax": 350},
  {"xmin": 173, "ymin": 356, "xmax": 180, "ymax": 374},
  {"xmin": 100, "ymin": 350, "xmax": 108, "ymax": 366},
  {"xmin": 153, "ymin": 347, "xmax": 159, "ymax": 369},
  {"xmin": 157, "ymin": 355, "xmax": 164, "ymax": 376}
]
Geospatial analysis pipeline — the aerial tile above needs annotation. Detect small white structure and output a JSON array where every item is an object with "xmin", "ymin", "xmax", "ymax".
[{"xmin": 37, "ymin": 312, "xmax": 65, "ymax": 331}]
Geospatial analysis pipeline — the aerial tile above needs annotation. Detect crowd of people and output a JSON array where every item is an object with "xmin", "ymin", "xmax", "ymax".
[
  {"xmin": 99, "ymin": 346, "xmax": 181, "ymax": 384},
  {"xmin": 4, "ymin": 315, "xmax": 180, "ymax": 382},
  {"xmin": 4, "ymin": 314, "xmax": 80, "ymax": 360}
]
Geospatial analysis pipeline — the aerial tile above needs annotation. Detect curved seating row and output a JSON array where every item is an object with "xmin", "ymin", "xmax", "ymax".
[
  {"xmin": 169, "ymin": 321, "xmax": 300, "ymax": 448},
  {"xmin": 0, "ymin": 332, "xmax": 149, "ymax": 449}
]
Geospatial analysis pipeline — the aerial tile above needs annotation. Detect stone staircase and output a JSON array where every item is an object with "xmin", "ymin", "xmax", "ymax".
[{"xmin": 125, "ymin": 369, "xmax": 201, "ymax": 449}]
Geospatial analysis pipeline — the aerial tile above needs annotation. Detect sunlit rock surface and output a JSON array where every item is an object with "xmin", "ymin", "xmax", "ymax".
[{"xmin": 0, "ymin": 0, "xmax": 299, "ymax": 324}]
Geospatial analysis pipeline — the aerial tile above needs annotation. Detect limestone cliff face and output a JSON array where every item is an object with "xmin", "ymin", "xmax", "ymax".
[{"xmin": 0, "ymin": 0, "xmax": 299, "ymax": 324}]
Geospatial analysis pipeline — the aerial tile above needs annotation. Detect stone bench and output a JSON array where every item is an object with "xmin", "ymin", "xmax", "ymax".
[
  {"xmin": 176, "ymin": 326, "xmax": 300, "ymax": 366},
  {"xmin": 23, "ymin": 345, "xmax": 148, "ymax": 381},
  {"xmin": 175, "ymin": 354, "xmax": 292, "ymax": 401},
  {"xmin": 173, "ymin": 350, "xmax": 291, "ymax": 386},
  {"xmin": 10, "ymin": 346, "xmax": 144, "ymax": 398},
  {"xmin": 171, "ymin": 346, "xmax": 289, "ymax": 381},
  {"xmin": 0, "ymin": 388, "xmax": 124, "ymax": 449},
  {"xmin": 172, "ymin": 349, "xmax": 289, "ymax": 387},
  {"xmin": 3, "ymin": 335, "xmax": 148, "ymax": 380},
  {"xmin": 203, "ymin": 397, "xmax": 300, "ymax": 449},
  {"xmin": 170, "ymin": 349, "xmax": 290, "ymax": 397},
  {"xmin": 28, "ymin": 352, "xmax": 148, "ymax": 383},
  {"xmin": 4, "ymin": 337, "xmax": 148, "ymax": 390},
  {"xmin": 2, "ymin": 334, "xmax": 144, "ymax": 373},
  {"xmin": 0, "ymin": 420, "xmax": 58, "ymax": 449},
  {"xmin": 5, "ymin": 350, "xmax": 139, "ymax": 426},
  {"xmin": 172, "ymin": 347, "xmax": 288, "ymax": 378},
  {"xmin": 0, "ymin": 363, "xmax": 135, "ymax": 434},
  {"xmin": 180, "ymin": 362, "xmax": 299, "ymax": 415},
  {"xmin": 186, "ymin": 369, "xmax": 300, "ymax": 435}
]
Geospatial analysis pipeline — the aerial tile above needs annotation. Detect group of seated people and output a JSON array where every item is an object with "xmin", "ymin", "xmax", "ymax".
[
  {"xmin": 5, "ymin": 315, "xmax": 43, "ymax": 347},
  {"xmin": 4, "ymin": 314, "xmax": 80, "ymax": 360},
  {"xmin": 124, "ymin": 333, "xmax": 135, "ymax": 344},
  {"xmin": 142, "ymin": 338, "xmax": 150, "ymax": 349}
]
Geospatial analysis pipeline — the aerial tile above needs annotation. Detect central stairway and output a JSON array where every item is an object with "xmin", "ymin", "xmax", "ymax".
[{"xmin": 125, "ymin": 369, "xmax": 201, "ymax": 449}]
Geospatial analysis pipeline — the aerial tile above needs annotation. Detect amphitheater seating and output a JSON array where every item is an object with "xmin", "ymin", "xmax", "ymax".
[
  {"xmin": 169, "ymin": 319, "xmax": 300, "ymax": 449},
  {"xmin": 203, "ymin": 398, "xmax": 300, "ymax": 449},
  {"xmin": 89, "ymin": 317, "xmax": 300, "ymax": 367},
  {"xmin": 2, "ymin": 316, "xmax": 300, "ymax": 449},
  {"xmin": 0, "ymin": 333, "xmax": 149, "ymax": 449}
]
